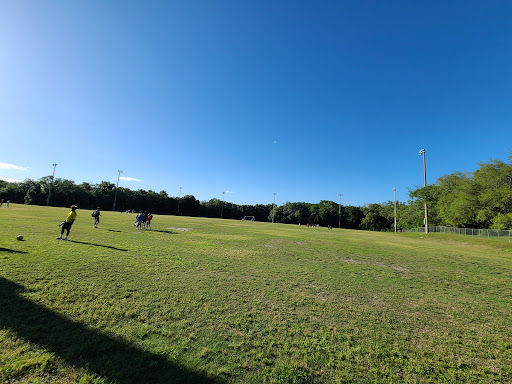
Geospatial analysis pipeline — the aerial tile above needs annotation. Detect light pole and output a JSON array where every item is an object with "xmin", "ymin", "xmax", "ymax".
[
  {"xmin": 112, "ymin": 170, "xmax": 123, "ymax": 211},
  {"xmin": 419, "ymin": 149, "xmax": 428, "ymax": 233},
  {"xmin": 221, "ymin": 191, "xmax": 226, "ymax": 218},
  {"xmin": 338, "ymin": 193, "xmax": 343, "ymax": 228},
  {"xmin": 393, "ymin": 188, "xmax": 397, "ymax": 233},
  {"xmin": 46, "ymin": 163, "xmax": 57, "ymax": 206},
  {"xmin": 272, "ymin": 193, "xmax": 277, "ymax": 223},
  {"xmin": 177, "ymin": 186, "xmax": 182, "ymax": 215}
]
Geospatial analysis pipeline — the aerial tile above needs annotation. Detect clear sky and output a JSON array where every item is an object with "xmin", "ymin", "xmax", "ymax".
[{"xmin": 1, "ymin": 1, "xmax": 511, "ymax": 207}]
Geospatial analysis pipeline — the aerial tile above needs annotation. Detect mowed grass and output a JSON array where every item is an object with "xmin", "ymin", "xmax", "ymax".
[{"xmin": 0, "ymin": 204, "xmax": 511, "ymax": 383}]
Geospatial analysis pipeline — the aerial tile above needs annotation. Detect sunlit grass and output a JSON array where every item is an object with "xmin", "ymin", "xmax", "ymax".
[{"xmin": 1, "ymin": 204, "xmax": 511, "ymax": 383}]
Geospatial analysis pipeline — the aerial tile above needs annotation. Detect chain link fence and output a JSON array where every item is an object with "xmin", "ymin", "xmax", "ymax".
[{"xmin": 399, "ymin": 226, "xmax": 512, "ymax": 241}]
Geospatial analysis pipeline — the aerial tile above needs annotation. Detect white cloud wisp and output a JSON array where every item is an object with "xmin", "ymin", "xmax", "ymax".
[{"xmin": 0, "ymin": 162, "xmax": 27, "ymax": 171}]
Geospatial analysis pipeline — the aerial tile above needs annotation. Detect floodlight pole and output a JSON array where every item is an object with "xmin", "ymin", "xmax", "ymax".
[
  {"xmin": 419, "ymin": 149, "xmax": 428, "ymax": 233},
  {"xmin": 46, "ymin": 163, "xmax": 57, "ymax": 206},
  {"xmin": 393, "ymin": 188, "xmax": 397, "ymax": 233},
  {"xmin": 272, "ymin": 193, "xmax": 277, "ymax": 223},
  {"xmin": 338, "ymin": 193, "xmax": 343, "ymax": 228},
  {"xmin": 177, "ymin": 186, "xmax": 182, "ymax": 215},
  {"xmin": 112, "ymin": 170, "xmax": 123, "ymax": 211},
  {"xmin": 221, "ymin": 191, "xmax": 225, "ymax": 218}
]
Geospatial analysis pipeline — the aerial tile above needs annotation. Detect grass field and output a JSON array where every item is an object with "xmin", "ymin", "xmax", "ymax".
[{"xmin": 1, "ymin": 204, "xmax": 511, "ymax": 383}]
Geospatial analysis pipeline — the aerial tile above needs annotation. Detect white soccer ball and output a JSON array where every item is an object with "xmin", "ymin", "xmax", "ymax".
[{"xmin": 16, "ymin": 235, "xmax": 23, "ymax": 241}]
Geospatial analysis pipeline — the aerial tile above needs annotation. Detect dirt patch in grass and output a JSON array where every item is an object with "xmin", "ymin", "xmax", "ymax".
[
  {"xmin": 338, "ymin": 258, "xmax": 409, "ymax": 273},
  {"xmin": 167, "ymin": 227, "xmax": 193, "ymax": 231}
]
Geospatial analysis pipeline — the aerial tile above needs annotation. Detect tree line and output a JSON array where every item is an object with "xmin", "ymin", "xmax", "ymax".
[{"xmin": 1, "ymin": 155, "xmax": 511, "ymax": 230}]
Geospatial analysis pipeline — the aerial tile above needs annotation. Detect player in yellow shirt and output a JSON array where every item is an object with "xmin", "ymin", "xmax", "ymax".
[{"xmin": 57, "ymin": 205, "xmax": 78, "ymax": 240}]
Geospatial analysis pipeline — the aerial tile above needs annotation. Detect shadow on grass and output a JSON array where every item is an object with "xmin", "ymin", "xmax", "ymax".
[
  {"xmin": 68, "ymin": 240, "xmax": 128, "ymax": 252},
  {"xmin": 0, "ymin": 277, "xmax": 223, "ymax": 384},
  {"xmin": 152, "ymin": 230, "xmax": 178, "ymax": 234},
  {"xmin": 105, "ymin": 229, "xmax": 123, "ymax": 233},
  {"xmin": 0, "ymin": 247, "xmax": 28, "ymax": 254}
]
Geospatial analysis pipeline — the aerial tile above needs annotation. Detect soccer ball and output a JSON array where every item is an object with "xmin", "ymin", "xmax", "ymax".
[{"xmin": 16, "ymin": 235, "xmax": 23, "ymax": 241}]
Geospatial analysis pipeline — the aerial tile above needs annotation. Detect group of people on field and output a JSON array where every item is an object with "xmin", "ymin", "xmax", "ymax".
[
  {"xmin": 55, "ymin": 205, "xmax": 154, "ymax": 240},
  {"xmin": 135, "ymin": 211, "xmax": 153, "ymax": 230}
]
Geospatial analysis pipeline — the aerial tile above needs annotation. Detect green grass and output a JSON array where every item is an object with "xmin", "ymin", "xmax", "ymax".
[{"xmin": 1, "ymin": 204, "xmax": 511, "ymax": 383}]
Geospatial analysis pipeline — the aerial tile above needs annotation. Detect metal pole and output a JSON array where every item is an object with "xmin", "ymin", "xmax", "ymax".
[
  {"xmin": 46, "ymin": 163, "xmax": 57, "ymax": 206},
  {"xmin": 177, "ymin": 186, "xmax": 182, "ymax": 215},
  {"xmin": 112, "ymin": 170, "xmax": 123, "ymax": 211},
  {"xmin": 338, "ymin": 193, "xmax": 342, "ymax": 228},
  {"xmin": 393, "ymin": 188, "xmax": 397, "ymax": 233},
  {"xmin": 272, "ymin": 193, "xmax": 277, "ymax": 223},
  {"xmin": 419, "ymin": 149, "xmax": 428, "ymax": 233},
  {"xmin": 221, "ymin": 191, "xmax": 225, "ymax": 218}
]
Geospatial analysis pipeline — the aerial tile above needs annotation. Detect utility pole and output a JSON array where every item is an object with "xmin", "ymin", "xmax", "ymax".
[
  {"xmin": 221, "ymin": 191, "xmax": 225, "ymax": 218},
  {"xmin": 46, "ymin": 163, "xmax": 57, "ymax": 206},
  {"xmin": 177, "ymin": 186, "xmax": 182, "ymax": 215},
  {"xmin": 112, "ymin": 170, "xmax": 123, "ymax": 211},
  {"xmin": 393, "ymin": 188, "xmax": 397, "ymax": 233},
  {"xmin": 338, "ymin": 193, "xmax": 343, "ymax": 228},
  {"xmin": 419, "ymin": 149, "xmax": 428, "ymax": 233},
  {"xmin": 272, "ymin": 193, "xmax": 277, "ymax": 223}
]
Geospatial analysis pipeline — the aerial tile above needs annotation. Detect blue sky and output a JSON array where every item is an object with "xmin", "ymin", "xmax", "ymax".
[{"xmin": 1, "ymin": 1, "xmax": 511, "ymax": 207}]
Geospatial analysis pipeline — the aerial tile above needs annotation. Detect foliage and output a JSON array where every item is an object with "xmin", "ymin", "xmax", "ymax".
[{"xmin": 406, "ymin": 154, "xmax": 512, "ymax": 230}]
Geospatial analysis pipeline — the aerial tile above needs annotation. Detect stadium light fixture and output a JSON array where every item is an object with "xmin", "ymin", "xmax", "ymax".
[
  {"xmin": 393, "ymin": 188, "xmax": 397, "ymax": 233},
  {"xmin": 338, "ymin": 193, "xmax": 343, "ymax": 228},
  {"xmin": 419, "ymin": 149, "xmax": 428, "ymax": 233},
  {"xmin": 221, "ymin": 191, "xmax": 226, "ymax": 218},
  {"xmin": 272, "ymin": 193, "xmax": 277, "ymax": 223},
  {"xmin": 46, "ymin": 163, "xmax": 57, "ymax": 206},
  {"xmin": 177, "ymin": 186, "xmax": 182, "ymax": 215},
  {"xmin": 112, "ymin": 170, "xmax": 123, "ymax": 211}
]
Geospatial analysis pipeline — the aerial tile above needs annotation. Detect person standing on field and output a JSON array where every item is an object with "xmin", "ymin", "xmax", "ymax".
[
  {"xmin": 146, "ymin": 213, "xmax": 153, "ymax": 230},
  {"xmin": 135, "ymin": 210, "xmax": 145, "ymax": 230},
  {"xmin": 57, "ymin": 205, "xmax": 78, "ymax": 240},
  {"xmin": 93, "ymin": 207, "xmax": 101, "ymax": 228}
]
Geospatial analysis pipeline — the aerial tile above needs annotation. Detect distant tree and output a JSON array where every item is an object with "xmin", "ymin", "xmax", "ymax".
[
  {"xmin": 180, "ymin": 195, "xmax": 200, "ymax": 217},
  {"xmin": 202, "ymin": 198, "xmax": 222, "ymax": 218},
  {"xmin": 474, "ymin": 159, "xmax": 512, "ymax": 227},
  {"xmin": 268, "ymin": 205, "xmax": 284, "ymax": 223},
  {"xmin": 433, "ymin": 173, "xmax": 477, "ymax": 227},
  {"xmin": 0, "ymin": 180, "xmax": 25, "ymax": 203},
  {"xmin": 342, "ymin": 206, "xmax": 365, "ymax": 229},
  {"xmin": 280, "ymin": 202, "xmax": 310, "ymax": 224},
  {"xmin": 24, "ymin": 179, "xmax": 47, "ymax": 205},
  {"xmin": 361, "ymin": 203, "xmax": 392, "ymax": 231},
  {"xmin": 316, "ymin": 200, "xmax": 338, "ymax": 227}
]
